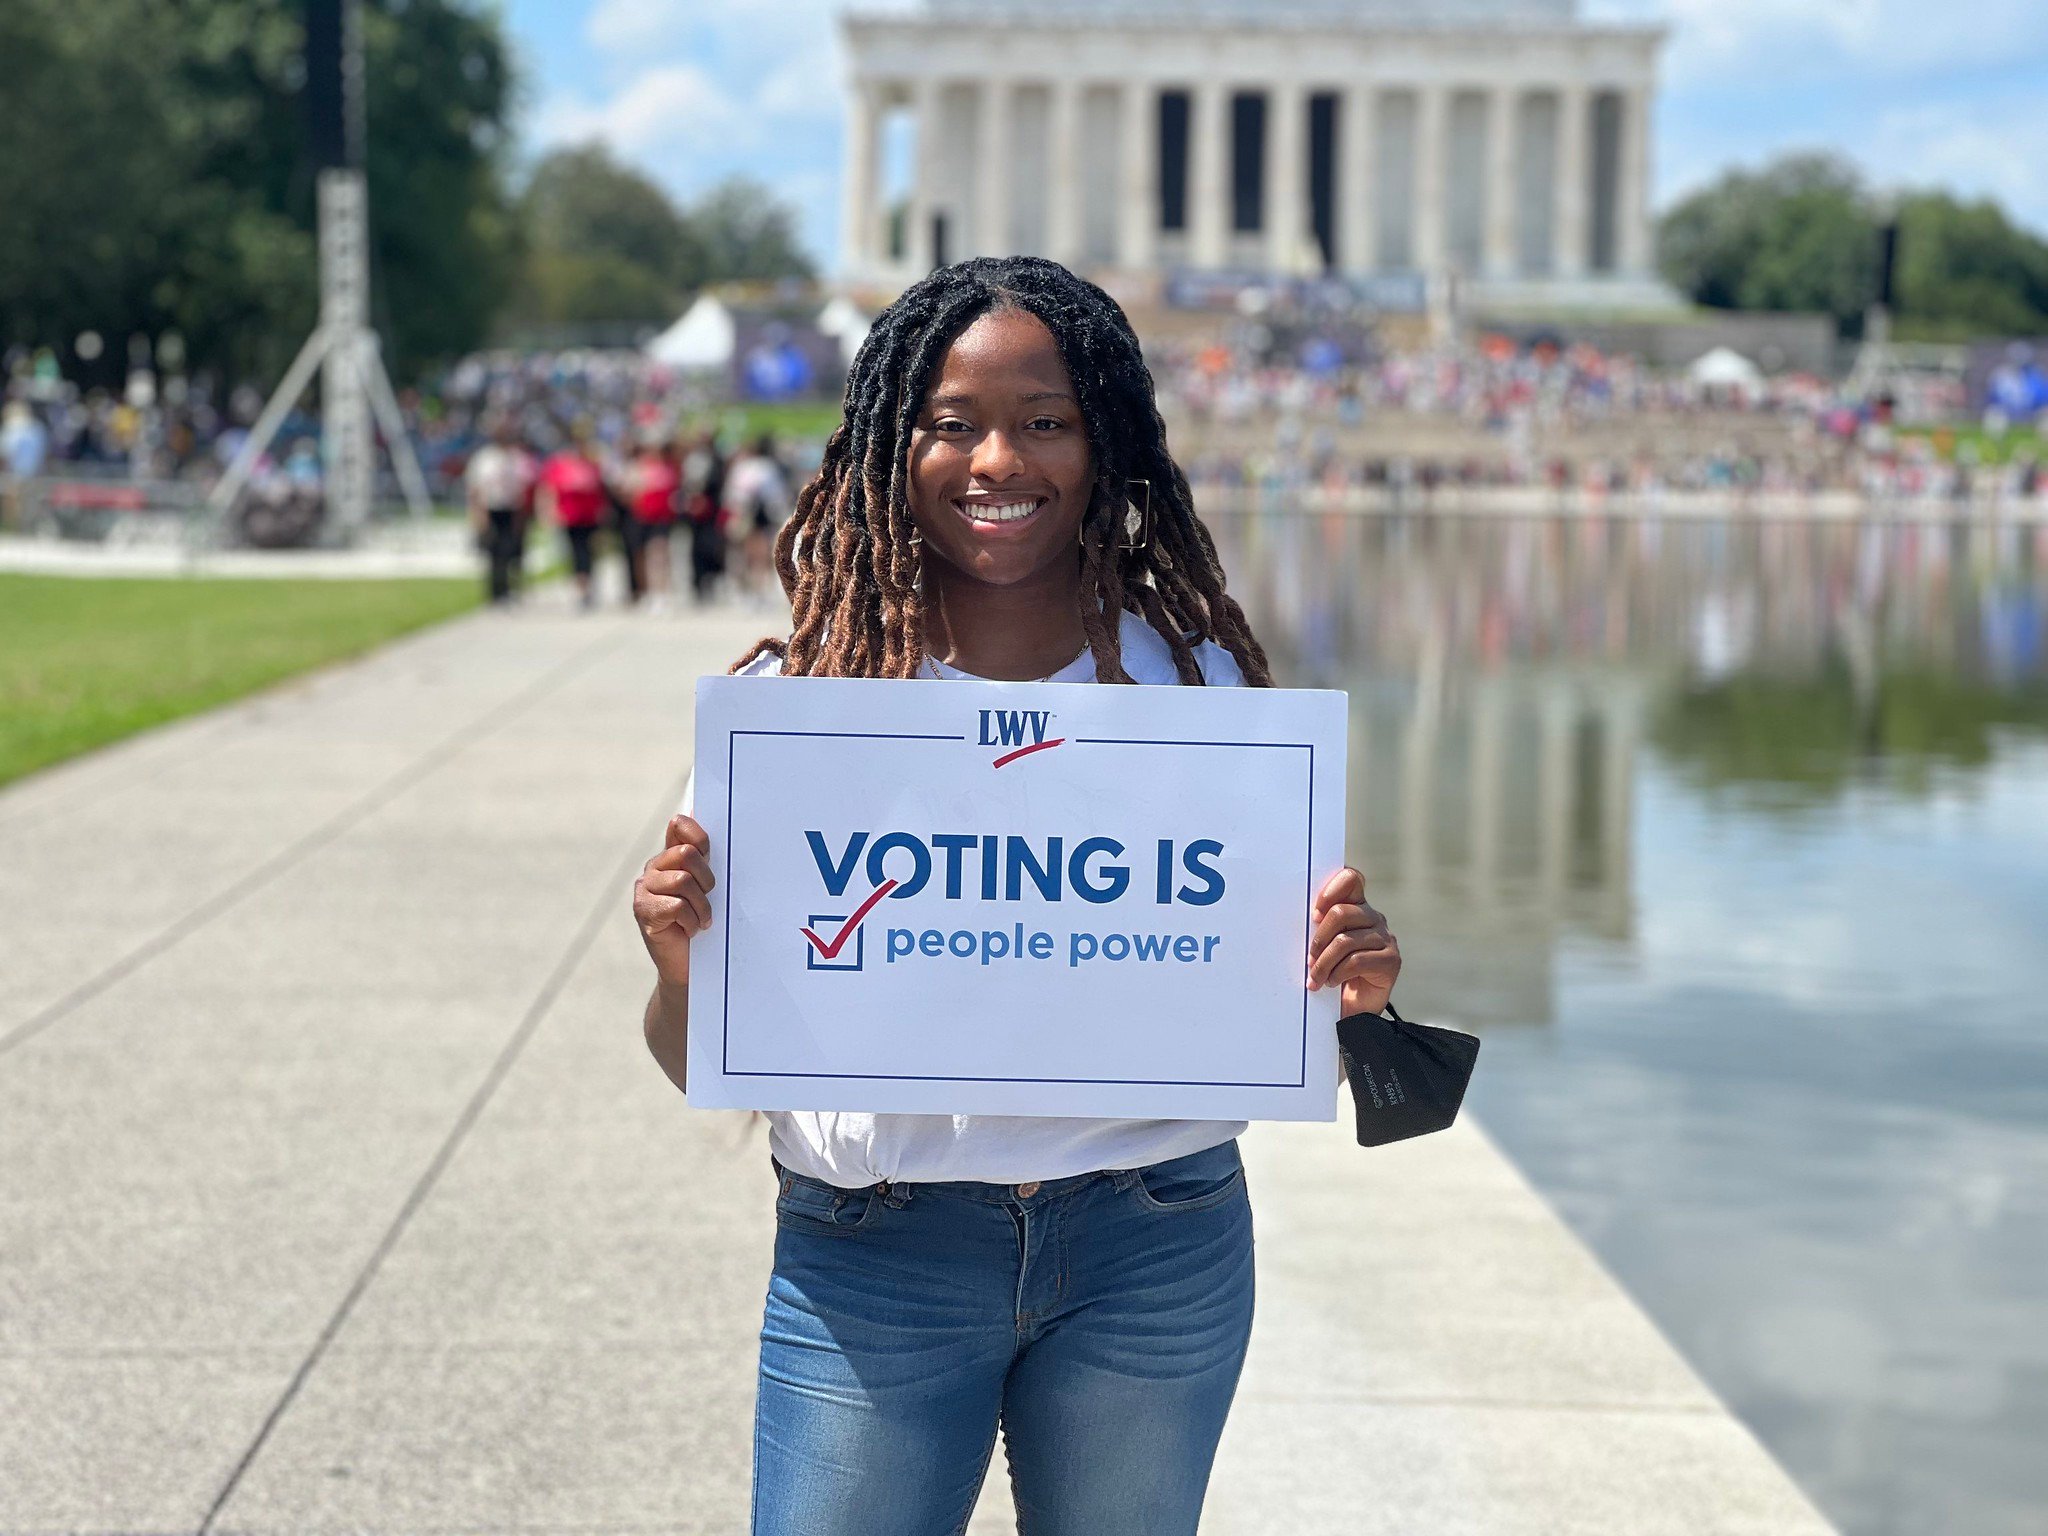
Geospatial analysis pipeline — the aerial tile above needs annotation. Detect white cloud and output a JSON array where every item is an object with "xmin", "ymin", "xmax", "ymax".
[
  {"xmin": 585, "ymin": 0, "xmax": 684, "ymax": 53},
  {"xmin": 1648, "ymin": 86, "xmax": 2048, "ymax": 235},
  {"xmin": 535, "ymin": 62, "xmax": 742, "ymax": 157},
  {"xmin": 1863, "ymin": 104, "xmax": 2048, "ymax": 231},
  {"xmin": 1592, "ymin": 0, "xmax": 2048, "ymax": 82},
  {"xmin": 755, "ymin": 32, "xmax": 843, "ymax": 124},
  {"xmin": 534, "ymin": 0, "xmax": 850, "ymax": 262}
]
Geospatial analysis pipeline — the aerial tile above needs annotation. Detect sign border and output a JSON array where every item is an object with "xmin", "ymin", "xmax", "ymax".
[{"xmin": 719, "ymin": 727, "xmax": 1316, "ymax": 1090}]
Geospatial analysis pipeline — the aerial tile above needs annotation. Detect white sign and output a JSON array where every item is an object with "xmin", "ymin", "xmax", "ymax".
[{"xmin": 686, "ymin": 676, "xmax": 1347, "ymax": 1121}]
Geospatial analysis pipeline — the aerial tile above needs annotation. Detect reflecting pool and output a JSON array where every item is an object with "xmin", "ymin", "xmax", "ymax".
[{"xmin": 1213, "ymin": 509, "xmax": 2048, "ymax": 1536}]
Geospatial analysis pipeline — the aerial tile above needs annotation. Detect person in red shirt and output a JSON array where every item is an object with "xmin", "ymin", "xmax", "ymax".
[
  {"xmin": 536, "ymin": 426, "xmax": 609, "ymax": 610},
  {"xmin": 627, "ymin": 435, "xmax": 682, "ymax": 611}
]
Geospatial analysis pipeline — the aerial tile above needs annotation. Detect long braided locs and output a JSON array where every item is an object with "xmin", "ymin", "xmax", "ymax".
[{"xmin": 732, "ymin": 256, "xmax": 1271, "ymax": 687}]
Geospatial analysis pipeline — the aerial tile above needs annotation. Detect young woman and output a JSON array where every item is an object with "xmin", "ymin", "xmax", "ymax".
[{"xmin": 633, "ymin": 257, "xmax": 1400, "ymax": 1535}]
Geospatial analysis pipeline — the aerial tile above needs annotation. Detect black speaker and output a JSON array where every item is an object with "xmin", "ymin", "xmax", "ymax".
[
  {"xmin": 304, "ymin": 0, "xmax": 354, "ymax": 170},
  {"xmin": 1875, "ymin": 218, "xmax": 1900, "ymax": 311}
]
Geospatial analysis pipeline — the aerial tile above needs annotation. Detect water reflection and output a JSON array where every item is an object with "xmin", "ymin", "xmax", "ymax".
[{"xmin": 1211, "ymin": 508, "xmax": 2048, "ymax": 1536}]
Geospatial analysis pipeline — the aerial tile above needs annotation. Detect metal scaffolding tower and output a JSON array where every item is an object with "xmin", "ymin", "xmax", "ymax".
[{"xmin": 206, "ymin": 0, "xmax": 431, "ymax": 539}]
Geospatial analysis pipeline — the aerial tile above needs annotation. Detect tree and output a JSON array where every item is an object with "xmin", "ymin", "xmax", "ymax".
[
  {"xmin": 1893, "ymin": 192, "xmax": 2048, "ymax": 340},
  {"xmin": 504, "ymin": 149, "xmax": 815, "ymax": 328},
  {"xmin": 0, "ymin": 0, "xmax": 517, "ymax": 386},
  {"xmin": 512, "ymin": 145, "xmax": 699, "ymax": 324},
  {"xmin": 686, "ymin": 176, "xmax": 814, "ymax": 288},
  {"xmin": 1658, "ymin": 154, "xmax": 1878, "ymax": 334},
  {"xmin": 1657, "ymin": 151, "xmax": 2048, "ymax": 341},
  {"xmin": 523, "ymin": 145, "xmax": 702, "ymax": 292},
  {"xmin": 359, "ymin": 0, "xmax": 521, "ymax": 375}
]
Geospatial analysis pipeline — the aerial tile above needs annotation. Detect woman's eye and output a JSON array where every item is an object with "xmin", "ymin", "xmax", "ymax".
[
  {"xmin": 934, "ymin": 418, "xmax": 971, "ymax": 434},
  {"xmin": 1028, "ymin": 417, "xmax": 1065, "ymax": 431}
]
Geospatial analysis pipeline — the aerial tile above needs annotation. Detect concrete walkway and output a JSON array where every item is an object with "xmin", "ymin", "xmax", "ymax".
[{"xmin": 0, "ymin": 584, "xmax": 1835, "ymax": 1534}]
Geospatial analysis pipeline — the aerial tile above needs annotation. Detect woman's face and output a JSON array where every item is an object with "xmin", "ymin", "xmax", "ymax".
[{"xmin": 906, "ymin": 307, "xmax": 1094, "ymax": 590}]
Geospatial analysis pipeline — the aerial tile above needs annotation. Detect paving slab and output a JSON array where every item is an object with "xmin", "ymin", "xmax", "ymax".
[
  {"xmin": 0, "ymin": 586, "xmax": 1835, "ymax": 1535},
  {"xmin": 0, "ymin": 1350, "xmax": 304, "ymax": 1534},
  {"xmin": 0, "ymin": 615, "xmax": 630, "ymax": 1045}
]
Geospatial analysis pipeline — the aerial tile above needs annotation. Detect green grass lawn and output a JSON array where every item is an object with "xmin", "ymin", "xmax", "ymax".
[
  {"xmin": 1896, "ymin": 423, "xmax": 2048, "ymax": 464},
  {"xmin": 0, "ymin": 573, "xmax": 482, "ymax": 789},
  {"xmin": 709, "ymin": 401, "xmax": 845, "ymax": 442}
]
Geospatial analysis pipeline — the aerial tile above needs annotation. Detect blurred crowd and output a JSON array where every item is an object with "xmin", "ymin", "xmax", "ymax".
[
  {"xmin": 429, "ymin": 348, "xmax": 802, "ymax": 610},
  {"xmin": 5, "ymin": 328, "xmax": 2046, "ymax": 545},
  {"xmin": 1153, "ymin": 332, "xmax": 1969, "ymax": 426},
  {"xmin": 1154, "ymin": 331, "xmax": 2046, "ymax": 507},
  {"xmin": 460, "ymin": 414, "xmax": 793, "ymax": 613}
]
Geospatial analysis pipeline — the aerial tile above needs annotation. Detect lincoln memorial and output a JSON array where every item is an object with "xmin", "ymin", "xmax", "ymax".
[{"xmin": 838, "ymin": 0, "xmax": 1670, "ymax": 308}]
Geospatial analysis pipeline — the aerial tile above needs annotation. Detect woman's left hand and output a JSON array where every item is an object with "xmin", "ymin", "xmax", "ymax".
[{"xmin": 1308, "ymin": 867, "xmax": 1401, "ymax": 1017}]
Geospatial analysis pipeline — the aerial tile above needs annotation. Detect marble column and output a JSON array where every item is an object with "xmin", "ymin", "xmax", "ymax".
[
  {"xmin": 1341, "ymin": 82, "xmax": 1375, "ymax": 273},
  {"xmin": 1618, "ymin": 83, "xmax": 1652, "ymax": 275},
  {"xmin": 1553, "ymin": 81, "xmax": 1588, "ymax": 279},
  {"xmin": 840, "ymin": 77, "xmax": 880, "ymax": 275},
  {"xmin": 1413, "ymin": 83, "xmax": 1447, "ymax": 275},
  {"xmin": 1267, "ymin": 80, "xmax": 1307, "ymax": 271},
  {"xmin": 907, "ymin": 76, "xmax": 939, "ymax": 273},
  {"xmin": 977, "ymin": 81, "xmax": 1012, "ymax": 258},
  {"xmin": 1484, "ymin": 85, "xmax": 1517, "ymax": 278},
  {"xmin": 1190, "ymin": 78, "xmax": 1229, "ymax": 268},
  {"xmin": 1117, "ymin": 82, "xmax": 1157, "ymax": 269},
  {"xmin": 1047, "ymin": 77, "xmax": 1083, "ymax": 264}
]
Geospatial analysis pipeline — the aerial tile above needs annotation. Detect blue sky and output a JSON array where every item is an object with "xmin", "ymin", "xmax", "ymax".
[{"xmin": 501, "ymin": 0, "xmax": 2048, "ymax": 271}]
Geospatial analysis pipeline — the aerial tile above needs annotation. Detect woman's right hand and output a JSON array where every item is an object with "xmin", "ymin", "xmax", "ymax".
[{"xmin": 633, "ymin": 814, "xmax": 714, "ymax": 987}]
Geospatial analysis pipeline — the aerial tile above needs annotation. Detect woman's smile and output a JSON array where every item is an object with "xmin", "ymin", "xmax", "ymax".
[{"xmin": 952, "ymin": 492, "xmax": 1050, "ymax": 532}]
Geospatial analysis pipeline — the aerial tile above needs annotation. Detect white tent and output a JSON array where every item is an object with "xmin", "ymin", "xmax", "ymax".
[
  {"xmin": 1687, "ymin": 345, "xmax": 1764, "ymax": 391},
  {"xmin": 816, "ymin": 295, "xmax": 871, "ymax": 368},
  {"xmin": 646, "ymin": 294, "xmax": 735, "ymax": 370}
]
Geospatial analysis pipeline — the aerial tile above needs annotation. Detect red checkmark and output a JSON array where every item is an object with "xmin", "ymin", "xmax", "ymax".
[
  {"xmin": 800, "ymin": 878, "xmax": 899, "ymax": 960},
  {"xmin": 992, "ymin": 737, "xmax": 1065, "ymax": 769}
]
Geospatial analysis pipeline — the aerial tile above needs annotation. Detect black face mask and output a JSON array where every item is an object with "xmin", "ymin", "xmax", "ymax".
[{"xmin": 1336, "ymin": 1001, "xmax": 1480, "ymax": 1147}]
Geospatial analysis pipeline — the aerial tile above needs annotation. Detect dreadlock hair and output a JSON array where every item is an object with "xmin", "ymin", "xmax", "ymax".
[{"xmin": 731, "ymin": 256, "xmax": 1272, "ymax": 687}]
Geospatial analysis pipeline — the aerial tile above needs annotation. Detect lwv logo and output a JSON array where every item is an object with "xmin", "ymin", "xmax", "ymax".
[{"xmin": 978, "ymin": 709, "xmax": 1065, "ymax": 768}]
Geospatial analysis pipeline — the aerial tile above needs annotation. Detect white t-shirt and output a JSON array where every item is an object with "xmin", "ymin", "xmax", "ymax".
[
  {"xmin": 465, "ymin": 443, "xmax": 530, "ymax": 511},
  {"xmin": 678, "ymin": 609, "xmax": 1252, "ymax": 1188}
]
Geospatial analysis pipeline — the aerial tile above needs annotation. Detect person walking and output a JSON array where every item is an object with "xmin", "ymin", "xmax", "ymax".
[
  {"xmin": 535, "ymin": 424, "xmax": 609, "ymax": 610},
  {"xmin": 602, "ymin": 433, "xmax": 648, "ymax": 607},
  {"xmin": 627, "ymin": 433, "xmax": 682, "ymax": 611},
  {"xmin": 680, "ymin": 427, "xmax": 730, "ymax": 605},
  {"xmin": 631, "ymin": 258, "xmax": 1402, "ymax": 1534},
  {"xmin": 464, "ymin": 415, "xmax": 533, "ymax": 605},
  {"xmin": 721, "ymin": 431, "xmax": 791, "ymax": 607}
]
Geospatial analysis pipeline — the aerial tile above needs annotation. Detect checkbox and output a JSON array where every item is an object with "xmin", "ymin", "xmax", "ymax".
[{"xmin": 805, "ymin": 916, "xmax": 864, "ymax": 971}]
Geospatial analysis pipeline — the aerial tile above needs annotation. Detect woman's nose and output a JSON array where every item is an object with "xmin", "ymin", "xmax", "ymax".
[{"xmin": 971, "ymin": 428, "xmax": 1026, "ymax": 479}]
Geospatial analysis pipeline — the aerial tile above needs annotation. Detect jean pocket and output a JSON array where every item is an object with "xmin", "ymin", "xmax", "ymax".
[
  {"xmin": 1130, "ymin": 1140, "xmax": 1247, "ymax": 1214},
  {"xmin": 773, "ymin": 1172, "xmax": 878, "ymax": 1237}
]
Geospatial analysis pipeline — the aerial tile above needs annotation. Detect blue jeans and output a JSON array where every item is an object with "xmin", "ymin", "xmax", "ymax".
[{"xmin": 753, "ymin": 1137, "xmax": 1256, "ymax": 1535}]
